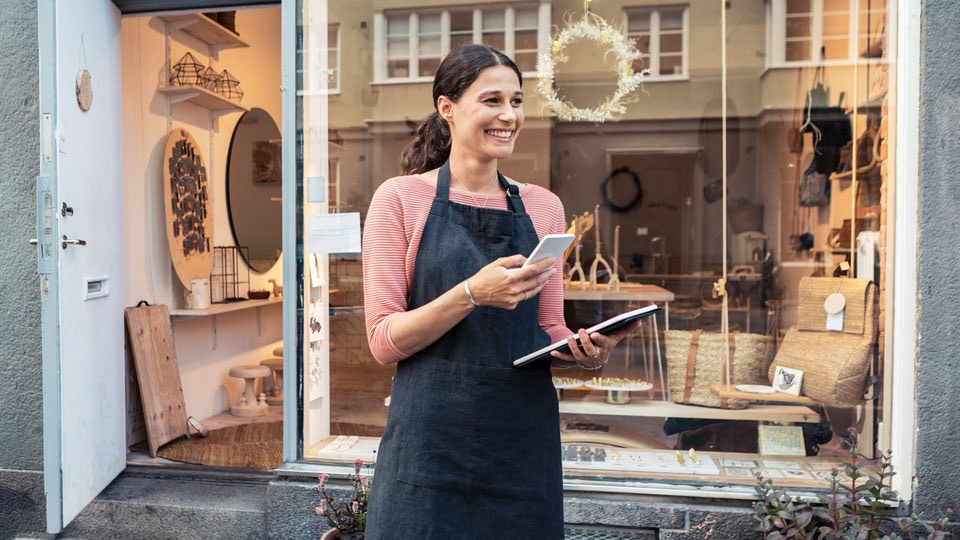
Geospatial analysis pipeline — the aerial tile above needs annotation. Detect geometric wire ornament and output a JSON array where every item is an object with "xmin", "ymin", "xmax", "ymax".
[
  {"xmin": 213, "ymin": 69, "xmax": 244, "ymax": 102},
  {"xmin": 200, "ymin": 66, "xmax": 220, "ymax": 90},
  {"xmin": 169, "ymin": 51, "xmax": 206, "ymax": 87}
]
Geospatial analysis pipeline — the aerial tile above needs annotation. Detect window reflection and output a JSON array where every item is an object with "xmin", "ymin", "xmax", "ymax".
[{"xmin": 308, "ymin": 0, "xmax": 895, "ymax": 494}]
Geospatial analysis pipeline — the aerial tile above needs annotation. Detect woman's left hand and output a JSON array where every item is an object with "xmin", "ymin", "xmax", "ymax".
[{"xmin": 551, "ymin": 320, "xmax": 644, "ymax": 370}]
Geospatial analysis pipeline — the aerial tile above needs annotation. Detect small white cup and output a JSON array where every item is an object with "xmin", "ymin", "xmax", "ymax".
[{"xmin": 188, "ymin": 278, "xmax": 210, "ymax": 309}]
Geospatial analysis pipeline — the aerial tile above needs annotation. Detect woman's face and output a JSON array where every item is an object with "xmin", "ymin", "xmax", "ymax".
[{"xmin": 441, "ymin": 65, "xmax": 524, "ymax": 163}]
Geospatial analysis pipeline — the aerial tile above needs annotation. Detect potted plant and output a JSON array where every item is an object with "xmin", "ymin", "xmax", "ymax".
[
  {"xmin": 315, "ymin": 459, "xmax": 371, "ymax": 540},
  {"xmin": 754, "ymin": 429, "xmax": 951, "ymax": 539}
]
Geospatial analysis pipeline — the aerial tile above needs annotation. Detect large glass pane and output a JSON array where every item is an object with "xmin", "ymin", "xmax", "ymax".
[
  {"xmin": 627, "ymin": 11, "xmax": 651, "ymax": 33},
  {"xmin": 482, "ymin": 9, "xmax": 505, "ymax": 31},
  {"xmin": 302, "ymin": 0, "xmax": 898, "ymax": 501},
  {"xmin": 660, "ymin": 33, "xmax": 683, "ymax": 56}
]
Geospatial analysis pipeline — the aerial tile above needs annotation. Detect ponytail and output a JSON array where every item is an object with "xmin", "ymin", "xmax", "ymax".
[{"xmin": 400, "ymin": 112, "xmax": 451, "ymax": 175}]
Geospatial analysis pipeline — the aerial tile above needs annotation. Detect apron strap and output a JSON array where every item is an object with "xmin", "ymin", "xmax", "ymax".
[
  {"xmin": 438, "ymin": 161, "xmax": 526, "ymax": 214},
  {"xmin": 437, "ymin": 161, "xmax": 452, "ymax": 201}
]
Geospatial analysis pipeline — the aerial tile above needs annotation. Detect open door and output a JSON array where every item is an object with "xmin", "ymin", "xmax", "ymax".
[{"xmin": 37, "ymin": 0, "xmax": 125, "ymax": 532}]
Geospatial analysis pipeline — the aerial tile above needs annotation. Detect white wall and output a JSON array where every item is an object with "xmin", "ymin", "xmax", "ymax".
[{"xmin": 120, "ymin": 7, "xmax": 284, "ymax": 419}]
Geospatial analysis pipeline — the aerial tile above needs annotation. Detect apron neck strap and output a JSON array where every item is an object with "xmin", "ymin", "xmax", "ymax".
[{"xmin": 437, "ymin": 161, "xmax": 526, "ymax": 213}]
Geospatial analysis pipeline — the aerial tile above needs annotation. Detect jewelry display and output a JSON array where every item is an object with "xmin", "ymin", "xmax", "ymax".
[
  {"xmin": 588, "ymin": 205, "xmax": 614, "ymax": 289},
  {"xmin": 566, "ymin": 213, "xmax": 588, "ymax": 288}
]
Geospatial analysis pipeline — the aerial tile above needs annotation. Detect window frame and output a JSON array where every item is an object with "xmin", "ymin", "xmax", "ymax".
[
  {"xmin": 373, "ymin": 3, "xmax": 549, "ymax": 84},
  {"xmin": 767, "ymin": 0, "xmax": 887, "ymax": 68},
  {"xmin": 327, "ymin": 23, "xmax": 340, "ymax": 94},
  {"xmin": 623, "ymin": 4, "xmax": 690, "ymax": 82},
  {"xmin": 287, "ymin": 0, "xmax": 919, "ymax": 505}
]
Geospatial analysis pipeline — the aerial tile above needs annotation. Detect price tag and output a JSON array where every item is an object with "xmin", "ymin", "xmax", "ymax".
[{"xmin": 824, "ymin": 292, "xmax": 845, "ymax": 331}]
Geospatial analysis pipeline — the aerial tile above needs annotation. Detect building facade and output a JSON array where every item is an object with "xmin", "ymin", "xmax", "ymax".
[{"xmin": 1, "ymin": 0, "xmax": 959, "ymax": 538}]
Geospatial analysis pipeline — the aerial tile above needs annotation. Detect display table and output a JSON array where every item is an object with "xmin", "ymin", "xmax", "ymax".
[{"xmin": 564, "ymin": 282, "xmax": 676, "ymax": 399}]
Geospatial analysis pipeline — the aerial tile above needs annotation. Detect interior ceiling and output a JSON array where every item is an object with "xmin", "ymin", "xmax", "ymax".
[{"xmin": 112, "ymin": 0, "xmax": 278, "ymax": 15}]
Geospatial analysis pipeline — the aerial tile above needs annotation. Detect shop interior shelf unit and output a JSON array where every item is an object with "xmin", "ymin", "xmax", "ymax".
[
  {"xmin": 168, "ymin": 296, "xmax": 281, "ymax": 317},
  {"xmin": 157, "ymin": 84, "xmax": 248, "ymax": 114},
  {"xmin": 158, "ymin": 12, "xmax": 249, "ymax": 51}
]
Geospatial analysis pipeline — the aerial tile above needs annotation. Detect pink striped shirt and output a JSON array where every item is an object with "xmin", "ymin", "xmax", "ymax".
[{"xmin": 362, "ymin": 173, "xmax": 570, "ymax": 365}]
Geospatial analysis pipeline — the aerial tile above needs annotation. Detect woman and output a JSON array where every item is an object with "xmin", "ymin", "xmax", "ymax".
[{"xmin": 362, "ymin": 44, "xmax": 640, "ymax": 538}]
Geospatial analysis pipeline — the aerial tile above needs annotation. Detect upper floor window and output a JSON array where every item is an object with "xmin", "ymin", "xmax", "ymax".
[
  {"xmin": 375, "ymin": 4, "xmax": 548, "ymax": 83},
  {"xmin": 624, "ymin": 5, "xmax": 689, "ymax": 80},
  {"xmin": 328, "ymin": 24, "xmax": 340, "ymax": 94},
  {"xmin": 769, "ymin": 0, "xmax": 887, "ymax": 66}
]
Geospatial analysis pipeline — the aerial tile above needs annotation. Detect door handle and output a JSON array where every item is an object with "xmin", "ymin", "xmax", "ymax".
[{"xmin": 61, "ymin": 236, "xmax": 86, "ymax": 249}]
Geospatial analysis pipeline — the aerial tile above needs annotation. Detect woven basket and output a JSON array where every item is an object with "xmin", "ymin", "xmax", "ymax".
[
  {"xmin": 665, "ymin": 329, "xmax": 770, "ymax": 409},
  {"xmin": 768, "ymin": 277, "xmax": 877, "ymax": 407}
]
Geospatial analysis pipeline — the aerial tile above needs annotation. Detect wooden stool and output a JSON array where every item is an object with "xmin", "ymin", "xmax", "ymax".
[
  {"xmin": 272, "ymin": 346, "xmax": 283, "ymax": 357},
  {"xmin": 228, "ymin": 365, "xmax": 270, "ymax": 417},
  {"xmin": 260, "ymin": 357, "xmax": 284, "ymax": 405}
]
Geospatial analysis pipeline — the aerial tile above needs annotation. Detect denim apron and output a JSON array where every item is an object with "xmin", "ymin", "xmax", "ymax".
[{"xmin": 365, "ymin": 162, "xmax": 563, "ymax": 539}]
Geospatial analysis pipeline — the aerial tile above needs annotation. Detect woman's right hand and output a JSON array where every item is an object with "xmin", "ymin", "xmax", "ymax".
[{"xmin": 465, "ymin": 254, "xmax": 556, "ymax": 309}]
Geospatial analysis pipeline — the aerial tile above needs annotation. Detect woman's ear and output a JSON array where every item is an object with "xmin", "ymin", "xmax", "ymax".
[{"xmin": 437, "ymin": 96, "xmax": 454, "ymax": 121}]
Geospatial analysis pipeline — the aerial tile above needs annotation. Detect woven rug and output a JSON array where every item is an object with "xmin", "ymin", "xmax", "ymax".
[
  {"xmin": 158, "ymin": 421, "xmax": 283, "ymax": 469},
  {"xmin": 155, "ymin": 421, "xmax": 385, "ymax": 468}
]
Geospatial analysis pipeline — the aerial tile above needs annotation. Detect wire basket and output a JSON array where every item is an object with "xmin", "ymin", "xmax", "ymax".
[
  {"xmin": 213, "ymin": 69, "xmax": 244, "ymax": 102},
  {"xmin": 210, "ymin": 246, "xmax": 250, "ymax": 302},
  {"xmin": 169, "ymin": 52, "xmax": 205, "ymax": 86}
]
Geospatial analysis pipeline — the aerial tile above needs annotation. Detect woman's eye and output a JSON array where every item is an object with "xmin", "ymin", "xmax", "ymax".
[{"xmin": 511, "ymin": 97, "xmax": 524, "ymax": 106}]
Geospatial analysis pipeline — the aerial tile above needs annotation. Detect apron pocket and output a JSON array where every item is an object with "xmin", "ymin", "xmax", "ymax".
[{"xmin": 393, "ymin": 358, "xmax": 557, "ymax": 502}]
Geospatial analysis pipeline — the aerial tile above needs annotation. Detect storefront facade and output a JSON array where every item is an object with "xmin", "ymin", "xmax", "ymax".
[{"xmin": 1, "ymin": 0, "xmax": 959, "ymax": 538}]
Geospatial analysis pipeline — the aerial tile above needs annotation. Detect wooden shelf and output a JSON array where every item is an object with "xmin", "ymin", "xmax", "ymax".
[
  {"xmin": 709, "ymin": 383, "xmax": 819, "ymax": 405},
  {"xmin": 169, "ymin": 297, "xmax": 281, "ymax": 317},
  {"xmin": 158, "ymin": 13, "xmax": 249, "ymax": 51},
  {"xmin": 557, "ymin": 393, "xmax": 820, "ymax": 423},
  {"xmin": 158, "ymin": 84, "xmax": 247, "ymax": 113}
]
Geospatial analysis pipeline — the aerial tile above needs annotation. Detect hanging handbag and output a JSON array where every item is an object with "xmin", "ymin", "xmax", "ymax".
[{"xmin": 798, "ymin": 153, "xmax": 830, "ymax": 207}]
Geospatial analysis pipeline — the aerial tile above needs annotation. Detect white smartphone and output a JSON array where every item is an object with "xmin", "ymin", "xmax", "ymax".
[{"xmin": 521, "ymin": 233, "xmax": 575, "ymax": 268}]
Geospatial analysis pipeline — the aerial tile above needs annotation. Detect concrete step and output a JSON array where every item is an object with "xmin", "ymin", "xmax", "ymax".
[{"xmin": 61, "ymin": 469, "xmax": 268, "ymax": 540}]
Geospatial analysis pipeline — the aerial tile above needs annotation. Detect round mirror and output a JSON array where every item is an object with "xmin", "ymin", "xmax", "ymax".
[{"xmin": 226, "ymin": 107, "xmax": 282, "ymax": 273}]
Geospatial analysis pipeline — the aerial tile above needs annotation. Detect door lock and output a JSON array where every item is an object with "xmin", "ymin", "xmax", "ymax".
[
  {"xmin": 61, "ymin": 236, "xmax": 87, "ymax": 249},
  {"xmin": 61, "ymin": 202, "xmax": 74, "ymax": 217}
]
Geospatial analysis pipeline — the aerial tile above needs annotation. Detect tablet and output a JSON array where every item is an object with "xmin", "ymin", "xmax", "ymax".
[
  {"xmin": 521, "ymin": 234, "xmax": 575, "ymax": 268},
  {"xmin": 513, "ymin": 304, "xmax": 662, "ymax": 367}
]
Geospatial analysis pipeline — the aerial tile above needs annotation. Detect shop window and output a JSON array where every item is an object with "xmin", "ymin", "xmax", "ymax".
[
  {"xmin": 306, "ymin": 0, "xmax": 897, "ymax": 499},
  {"xmin": 624, "ymin": 5, "xmax": 689, "ymax": 80},
  {"xmin": 376, "ymin": 4, "xmax": 548, "ymax": 82},
  {"xmin": 770, "ymin": 0, "xmax": 887, "ymax": 66}
]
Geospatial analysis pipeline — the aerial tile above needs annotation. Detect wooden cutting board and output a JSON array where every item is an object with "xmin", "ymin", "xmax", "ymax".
[{"xmin": 125, "ymin": 303, "xmax": 188, "ymax": 457}]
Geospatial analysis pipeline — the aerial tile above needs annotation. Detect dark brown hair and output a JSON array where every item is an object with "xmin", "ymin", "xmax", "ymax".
[{"xmin": 400, "ymin": 44, "xmax": 522, "ymax": 175}]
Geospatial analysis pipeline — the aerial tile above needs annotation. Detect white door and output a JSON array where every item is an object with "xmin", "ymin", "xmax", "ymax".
[{"xmin": 37, "ymin": 0, "xmax": 125, "ymax": 532}]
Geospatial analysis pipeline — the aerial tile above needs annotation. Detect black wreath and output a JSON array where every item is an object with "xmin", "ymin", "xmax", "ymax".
[{"xmin": 601, "ymin": 166, "xmax": 643, "ymax": 213}]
